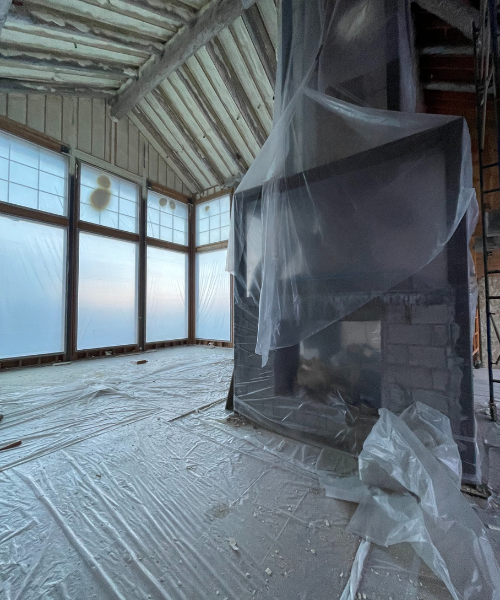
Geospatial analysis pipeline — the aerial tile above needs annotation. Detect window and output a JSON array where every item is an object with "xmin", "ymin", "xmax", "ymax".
[
  {"xmin": 195, "ymin": 249, "xmax": 231, "ymax": 341},
  {"xmin": 0, "ymin": 125, "xmax": 233, "ymax": 362},
  {"xmin": 80, "ymin": 164, "xmax": 139, "ymax": 233},
  {"xmin": 77, "ymin": 233, "xmax": 138, "ymax": 350},
  {"xmin": 0, "ymin": 130, "xmax": 68, "ymax": 216},
  {"xmin": 196, "ymin": 195, "xmax": 230, "ymax": 246},
  {"xmin": 0, "ymin": 215, "xmax": 66, "ymax": 359},
  {"xmin": 146, "ymin": 247, "xmax": 188, "ymax": 342},
  {"xmin": 147, "ymin": 190, "xmax": 188, "ymax": 246},
  {"xmin": 195, "ymin": 194, "xmax": 232, "ymax": 342}
]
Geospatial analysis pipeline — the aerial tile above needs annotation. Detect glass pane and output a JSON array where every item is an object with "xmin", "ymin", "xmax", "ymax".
[
  {"xmin": 77, "ymin": 233, "xmax": 138, "ymax": 350},
  {"xmin": 0, "ymin": 215, "xmax": 66, "ymax": 358},
  {"xmin": 146, "ymin": 247, "xmax": 188, "ymax": 342},
  {"xmin": 147, "ymin": 191, "xmax": 188, "ymax": 246},
  {"xmin": 196, "ymin": 196, "xmax": 230, "ymax": 246},
  {"xmin": 0, "ymin": 130, "xmax": 68, "ymax": 216},
  {"xmin": 196, "ymin": 249, "xmax": 231, "ymax": 341},
  {"xmin": 79, "ymin": 164, "xmax": 139, "ymax": 233}
]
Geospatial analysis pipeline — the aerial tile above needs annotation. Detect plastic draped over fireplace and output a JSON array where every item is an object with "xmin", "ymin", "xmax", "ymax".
[{"xmin": 229, "ymin": 0, "xmax": 479, "ymax": 480}]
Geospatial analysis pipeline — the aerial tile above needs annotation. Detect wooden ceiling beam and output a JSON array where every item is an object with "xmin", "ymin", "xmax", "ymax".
[
  {"xmin": 0, "ymin": 79, "xmax": 115, "ymax": 97},
  {"xmin": 206, "ymin": 37, "xmax": 267, "ymax": 147},
  {"xmin": 131, "ymin": 108, "xmax": 202, "ymax": 193},
  {"xmin": 110, "ymin": 0, "xmax": 258, "ymax": 120},
  {"xmin": 7, "ymin": 7, "xmax": 163, "ymax": 57},
  {"xmin": 176, "ymin": 66, "xmax": 248, "ymax": 174},
  {"xmin": 153, "ymin": 88, "xmax": 226, "ymax": 185},
  {"xmin": 242, "ymin": 4, "xmax": 276, "ymax": 89}
]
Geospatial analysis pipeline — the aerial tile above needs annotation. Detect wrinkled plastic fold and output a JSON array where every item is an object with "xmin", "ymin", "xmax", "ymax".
[{"xmin": 330, "ymin": 403, "xmax": 500, "ymax": 600}]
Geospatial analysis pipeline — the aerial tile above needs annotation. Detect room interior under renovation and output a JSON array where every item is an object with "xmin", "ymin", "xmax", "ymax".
[{"xmin": 2, "ymin": 0, "xmax": 500, "ymax": 598}]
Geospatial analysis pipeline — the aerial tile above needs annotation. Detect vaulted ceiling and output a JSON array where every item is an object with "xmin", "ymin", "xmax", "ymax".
[
  {"xmin": 0, "ymin": 0, "xmax": 481, "ymax": 195},
  {"xmin": 0, "ymin": 0, "xmax": 277, "ymax": 194}
]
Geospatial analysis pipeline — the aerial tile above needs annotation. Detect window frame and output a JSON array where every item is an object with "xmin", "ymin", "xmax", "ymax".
[
  {"xmin": 193, "ymin": 190, "xmax": 234, "ymax": 345},
  {"xmin": 0, "ymin": 127, "xmax": 70, "ymax": 366},
  {"xmin": 0, "ymin": 121, "xmax": 232, "ymax": 370}
]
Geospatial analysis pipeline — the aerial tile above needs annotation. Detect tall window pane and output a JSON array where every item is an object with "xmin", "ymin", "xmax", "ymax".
[
  {"xmin": 0, "ymin": 215, "xmax": 66, "ymax": 358},
  {"xmin": 77, "ymin": 233, "xmax": 138, "ymax": 350},
  {"xmin": 0, "ymin": 130, "xmax": 68, "ymax": 216},
  {"xmin": 147, "ymin": 191, "xmax": 188, "ymax": 246},
  {"xmin": 80, "ymin": 164, "xmax": 139, "ymax": 233},
  {"xmin": 196, "ymin": 249, "xmax": 231, "ymax": 341},
  {"xmin": 196, "ymin": 195, "xmax": 230, "ymax": 246},
  {"xmin": 147, "ymin": 247, "xmax": 188, "ymax": 342}
]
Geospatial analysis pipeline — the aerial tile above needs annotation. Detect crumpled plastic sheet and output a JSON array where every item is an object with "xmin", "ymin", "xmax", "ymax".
[
  {"xmin": 0, "ymin": 346, "xmax": 233, "ymax": 472},
  {"xmin": 1, "ymin": 384, "xmax": 499, "ymax": 599},
  {"xmin": 323, "ymin": 403, "xmax": 500, "ymax": 600}
]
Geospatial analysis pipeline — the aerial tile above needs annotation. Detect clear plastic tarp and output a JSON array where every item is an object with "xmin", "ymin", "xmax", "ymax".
[
  {"xmin": 0, "ymin": 215, "xmax": 66, "ymax": 359},
  {"xmin": 0, "ymin": 130, "xmax": 68, "ymax": 216},
  {"xmin": 230, "ymin": 0, "xmax": 479, "ymax": 480},
  {"xmin": 77, "ymin": 232, "xmax": 138, "ymax": 350},
  {"xmin": 146, "ymin": 246, "xmax": 188, "ymax": 343},
  {"xmin": 196, "ymin": 249, "xmax": 231, "ymax": 341}
]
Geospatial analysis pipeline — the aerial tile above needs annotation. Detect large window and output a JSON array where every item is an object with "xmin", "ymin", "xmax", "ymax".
[
  {"xmin": 77, "ymin": 233, "xmax": 138, "ymax": 350},
  {"xmin": 195, "ymin": 249, "xmax": 231, "ymax": 341},
  {"xmin": 0, "ymin": 126, "xmax": 232, "ymax": 365},
  {"xmin": 0, "ymin": 131, "xmax": 68, "ymax": 361},
  {"xmin": 146, "ymin": 247, "xmax": 188, "ymax": 342},
  {"xmin": 195, "ymin": 194, "xmax": 232, "ymax": 342},
  {"xmin": 0, "ymin": 216, "xmax": 66, "ymax": 359}
]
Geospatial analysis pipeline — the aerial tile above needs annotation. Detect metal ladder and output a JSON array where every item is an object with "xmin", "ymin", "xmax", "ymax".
[{"xmin": 473, "ymin": 0, "xmax": 500, "ymax": 421}]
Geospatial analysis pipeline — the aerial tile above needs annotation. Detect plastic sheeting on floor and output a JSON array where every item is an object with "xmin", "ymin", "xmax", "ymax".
[
  {"xmin": 1, "ymin": 404, "xmax": 455, "ymax": 600},
  {"xmin": 0, "ymin": 346, "xmax": 233, "ymax": 472},
  {"xmin": 1, "ymin": 351, "xmax": 500, "ymax": 600}
]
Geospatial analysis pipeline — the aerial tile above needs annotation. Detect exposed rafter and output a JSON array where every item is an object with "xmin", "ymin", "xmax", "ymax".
[
  {"xmin": 6, "ymin": 8, "xmax": 163, "ymax": 58},
  {"xmin": 242, "ymin": 4, "xmax": 276, "ymax": 88},
  {"xmin": 0, "ymin": 0, "xmax": 13, "ymax": 35},
  {"xmin": 176, "ymin": 66, "xmax": 248, "ymax": 174},
  {"xmin": 110, "ymin": 0, "xmax": 258, "ymax": 120},
  {"xmin": 130, "ymin": 108, "xmax": 201, "ymax": 193},
  {"xmin": 413, "ymin": 0, "xmax": 479, "ymax": 40},
  {"xmin": 0, "ymin": 78, "xmax": 115, "ymax": 97},
  {"xmin": 117, "ymin": 0, "xmax": 195, "ymax": 24},
  {"xmin": 206, "ymin": 38, "xmax": 267, "ymax": 147},
  {"xmin": 153, "ymin": 87, "xmax": 226, "ymax": 185}
]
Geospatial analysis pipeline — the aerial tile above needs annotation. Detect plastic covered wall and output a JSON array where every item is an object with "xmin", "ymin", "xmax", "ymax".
[
  {"xmin": 77, "ymin": 233, "xmax": 138, "ymax": 350},
  {"xmin": 146, "ymin": 247, "xmax": 188, "ymax": 342},
  {"xmin": 196, "ymin": 249, "xmax": 231, "ymax": 341},
  {"xmin": 230, "ymin": 0, "xmax": 479, "ymax": 479},
  {"xmin": 0, "ymin": 215, "xmax": 66, "ymax": 359}
]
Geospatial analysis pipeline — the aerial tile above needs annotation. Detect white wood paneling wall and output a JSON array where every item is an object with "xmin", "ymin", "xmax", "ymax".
[{"xmin": 0, "ymin": 92, "xmax": 192, "ymax": 196}]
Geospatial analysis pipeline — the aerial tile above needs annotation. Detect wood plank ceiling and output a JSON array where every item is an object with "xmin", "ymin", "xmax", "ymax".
[
  {"xmin": 0, "ymin": 0, "xmax": 482, "ymax": 196},
  {"xmin": 0, "ymin": 0, "xmax": 277, "ymax": 195}
]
